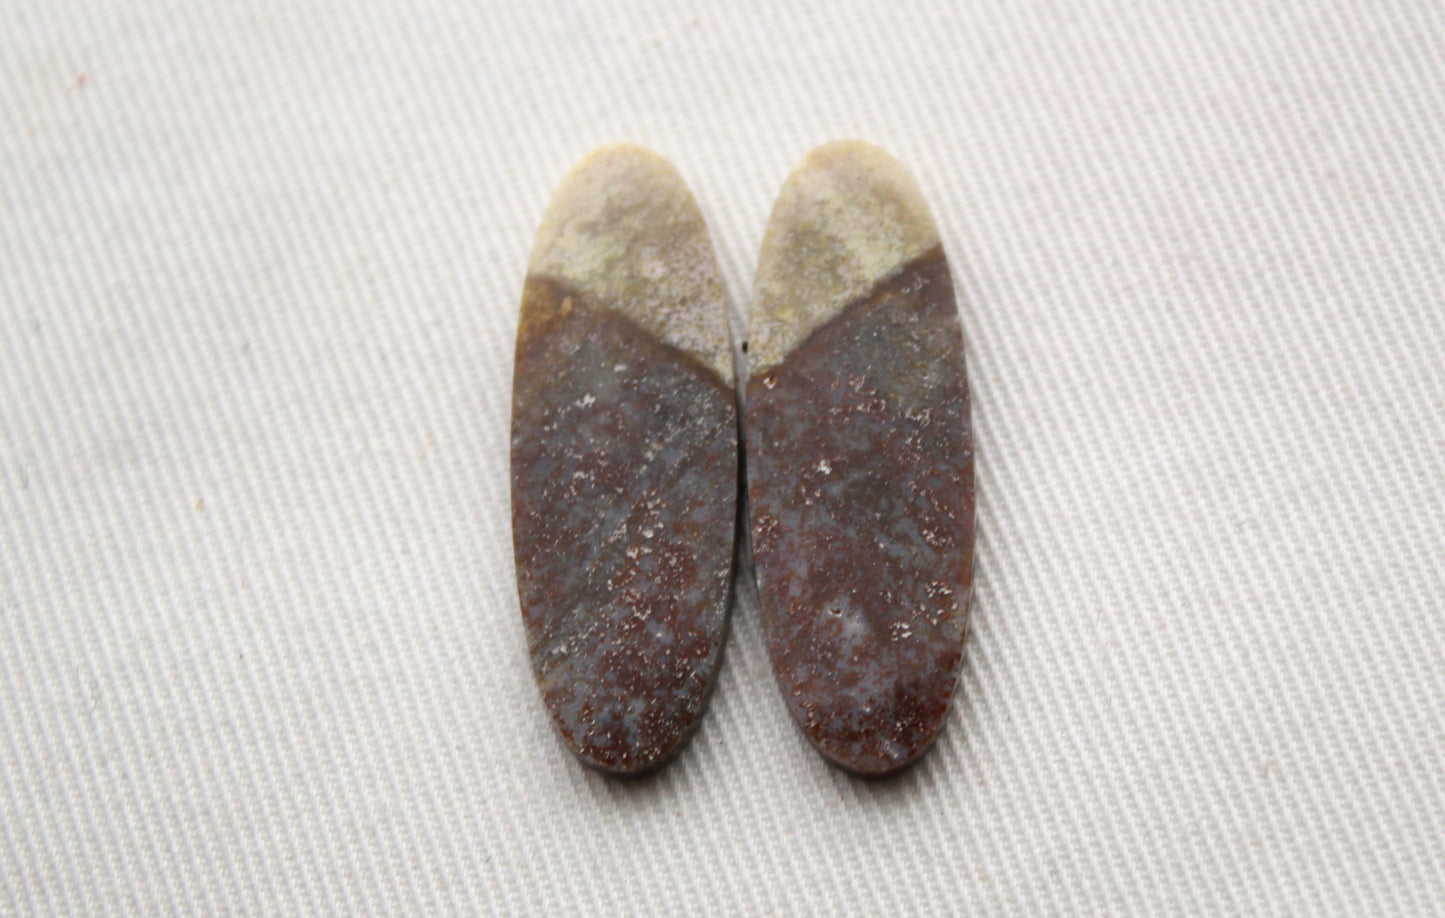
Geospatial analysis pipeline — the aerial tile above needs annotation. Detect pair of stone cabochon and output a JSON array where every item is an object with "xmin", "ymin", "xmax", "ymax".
[{"xmin": 512, "ymin": 141, "xmax": 974, "ymax": 778}]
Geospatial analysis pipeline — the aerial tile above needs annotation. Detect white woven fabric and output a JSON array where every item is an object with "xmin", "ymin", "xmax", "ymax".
[{"xmin": 4, "ymin": 2, "xmax": 1444, "ymax": 914}]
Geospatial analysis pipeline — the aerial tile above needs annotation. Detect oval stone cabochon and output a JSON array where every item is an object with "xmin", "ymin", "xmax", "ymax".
[
  {"xmin": 511, "ymin": 145, "xmax": 739, "ymax": 777},
  {"xmin": 747, "ymin": 141, "xmax": 975, "ymax": 777}
]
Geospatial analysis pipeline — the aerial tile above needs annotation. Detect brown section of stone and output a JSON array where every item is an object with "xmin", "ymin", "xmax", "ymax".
[
  {"xmin": 746, "ymin": 246, "xmax": 973, "ymax": 776},
  {"xmin": 512, "ymin": 275, "xmax": 738, "ymax": 777}
]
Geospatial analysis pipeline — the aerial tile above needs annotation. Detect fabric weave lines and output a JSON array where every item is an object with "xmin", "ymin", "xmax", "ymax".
[{"xmin": 3, "ymin": 2, "xmax": 1444, "ymax": 914}]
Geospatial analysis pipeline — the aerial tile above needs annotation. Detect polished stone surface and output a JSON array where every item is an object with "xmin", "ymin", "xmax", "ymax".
[
  {"xmin": 512, "ymin": 145, "xmax": 738, "ymax": 776},
  {"xmin": 747, "ymin": 141, "xmax": 974, "ymax": 776}
]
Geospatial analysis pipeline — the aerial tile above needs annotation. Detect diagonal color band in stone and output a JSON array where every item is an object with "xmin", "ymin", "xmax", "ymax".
[
  {"xmin": 511, "ymin": 145, "xmax": 738, "ymax": 777},
  {"xmin": 747, "ymin": 141, "xmax": 974, "ymax": 777}
]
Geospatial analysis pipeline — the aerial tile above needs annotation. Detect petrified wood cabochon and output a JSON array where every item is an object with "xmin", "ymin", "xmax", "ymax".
[
  {"xmin": 747, "ymin": 141, "xmax": 975, "ymax": 776},
  {"xmin": 511, "ymin": 146, "xmax": 738, "ymax": 777}
]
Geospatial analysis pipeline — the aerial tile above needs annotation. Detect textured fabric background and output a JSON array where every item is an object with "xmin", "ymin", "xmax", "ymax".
[{"xmin": 4, "ymin": 2, "xmax": 1444, "ymax": 914}]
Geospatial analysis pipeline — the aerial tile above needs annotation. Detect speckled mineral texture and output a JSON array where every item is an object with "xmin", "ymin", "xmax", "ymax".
[
  {"xmin": 511, "ymin": 145, "xmax": 738, "ymax": 777},
  {"xmin": 746, "ymin": 141, "xmax": 974, "ymax": 776}
]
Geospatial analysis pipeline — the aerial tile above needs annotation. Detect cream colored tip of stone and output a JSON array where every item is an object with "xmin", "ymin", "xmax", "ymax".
[
  {"xmin": 749, "ymin": 140, "xmax": 940, "ymax": 376},
  {"xmin": 529, "ymin": 143, "xmax": 733, "ymax": 383}
]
